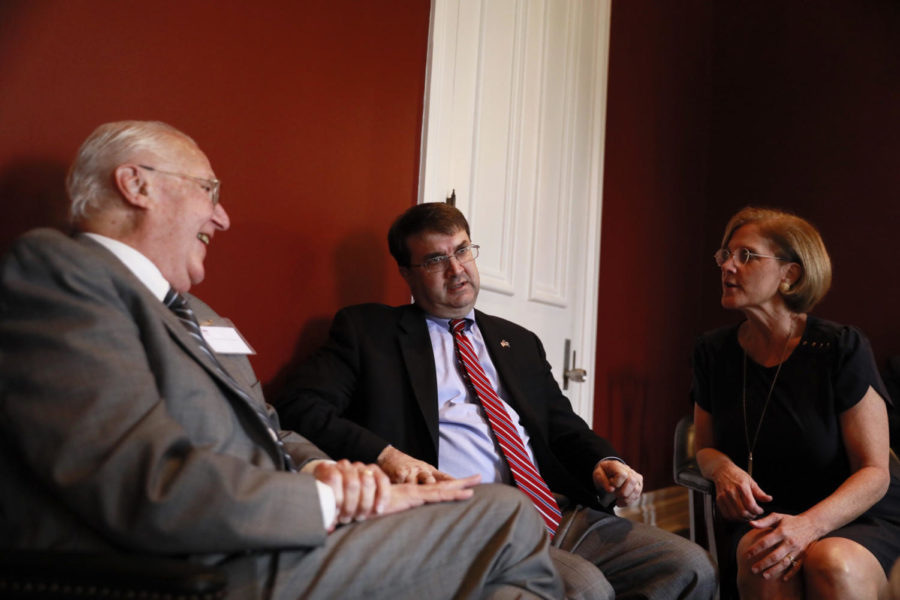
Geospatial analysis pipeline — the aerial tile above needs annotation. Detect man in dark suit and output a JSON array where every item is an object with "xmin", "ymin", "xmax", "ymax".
[
  {"xmin": 0, "ymin": 121, "xmax": 568, "ymax": 600},
  {"xmin": 277, "ymin": 202, "xmax": 717, "ymax": 600}
]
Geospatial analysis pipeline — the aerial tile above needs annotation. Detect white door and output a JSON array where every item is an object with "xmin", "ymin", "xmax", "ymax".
[{"xmin": 418, "ymin": 0, "xmax": 610, "ymax": 425}]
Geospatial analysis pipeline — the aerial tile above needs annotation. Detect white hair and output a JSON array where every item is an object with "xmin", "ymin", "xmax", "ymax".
[{"xmin": 66, "ymin": 120, "xmax": 195, "ymax": 223}]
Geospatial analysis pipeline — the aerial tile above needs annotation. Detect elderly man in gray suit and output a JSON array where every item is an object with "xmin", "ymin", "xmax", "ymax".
[{"xmin": 0, "ymin": 120, "xmax": 572, "ymax": 600}]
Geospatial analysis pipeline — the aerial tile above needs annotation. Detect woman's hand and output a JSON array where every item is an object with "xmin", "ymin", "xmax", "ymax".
[
  {"xmin": 708, "ymin": 458, "xmax": 773, "ymax": 521},
  {"xmin": 744, "ymin": 512, "xmax": 821, "ymax": 581},
  {"xmin": 694, "ymin": 406, "xmax": 773, "ymax": 521}
]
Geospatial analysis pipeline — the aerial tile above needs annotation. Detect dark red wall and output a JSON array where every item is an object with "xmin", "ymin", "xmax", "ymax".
[
  {"xmin": 4, "ymin": 1, "xmax": 897, "ymax": 493},
  {"xmin": 597, "ymin": 1, "xmax": 900, "ymax": 490},
  {"xmin": 594, "ymin": 1, "xmax": 714, "ymax": 488},
  {"xmin": 0, "ymin": 1, "xmax": 429, "ymax": 389},
  {"xmin": 700, "ymin": 2, "xmax": 900, "ymax": 356}
]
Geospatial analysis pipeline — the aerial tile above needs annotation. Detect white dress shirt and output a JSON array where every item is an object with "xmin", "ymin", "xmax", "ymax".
[{"xmin": 425, "ymin": 312, "xmax": 542, "ymax": 484}]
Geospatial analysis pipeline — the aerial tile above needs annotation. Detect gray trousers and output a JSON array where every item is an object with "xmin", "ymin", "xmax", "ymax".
[
  {"xmin": 221, "ymin": 484, "xmax": 564, "ymax": 600},
  {"xmin": 554, "ymin": 504, "xmax": 718, "ymax": 600}
]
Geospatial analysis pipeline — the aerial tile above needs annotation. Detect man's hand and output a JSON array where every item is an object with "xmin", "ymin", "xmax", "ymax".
[
  {"xmin": 315, "ymin": 460, "xmax": 479, "ymax": 531},
  {"xmin": 314, "ymin": 459, "xmax": 392, "ymax": 528},
  {"xmin": 593, "ymin": 459, "xmax": 643, "ymax": 507},
  {"xmin": 381, "ymin": 474, "xmax": 481, "ymax": 515},
  {"xmin": 377, "ymin": 445, "xmax": 454, "ymax": 484}
]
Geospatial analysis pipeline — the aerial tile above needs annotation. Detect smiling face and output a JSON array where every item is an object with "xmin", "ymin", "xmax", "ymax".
[
  {"xmin": 720, "ymin": 223, "xmax": 794, "ymax": 313},
  {"xmin": 139, "ymin": 135, "xmax": 230, "ymax": 293},
  {"xmin": 400, "ymin": 228, "xmax": 480, "ymax": 318}
]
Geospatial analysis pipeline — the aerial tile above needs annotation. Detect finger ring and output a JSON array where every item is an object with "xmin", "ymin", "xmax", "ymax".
[
  {"xmin": 786, "ymin": 554, "xmax": 796, "ymax": 566},
  {"xmin": 363, "ymin": 469, "xmax": 374, "ymax": 476}
]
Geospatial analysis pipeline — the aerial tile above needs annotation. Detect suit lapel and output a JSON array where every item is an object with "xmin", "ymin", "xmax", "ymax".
[
  {"xmin": 476, "ymin": 311, "xmax": 538, "ymax": 425},
  {"xmin": 77, "ymin": 234, "xmax": 284, "ymax": 467},
  {"xmin": 159, "ymin": 303, "xmax": 237, "ymax": 388},
  {"xmin": 398, "ymin": 306, "xmax": 441, "ymax": 451},
  {"xmin": 77, "ymin": 235, "xmax": 240, "ymax": 396},
  {"xmin": 158, "ymin": 295, "xmax": 287, "ymax": 466}
]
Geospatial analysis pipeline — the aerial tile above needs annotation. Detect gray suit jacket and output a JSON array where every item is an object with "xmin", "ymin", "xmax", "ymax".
[{"xmin": 0, "ymin": 229, "xmax": 328, "ymax": 560}]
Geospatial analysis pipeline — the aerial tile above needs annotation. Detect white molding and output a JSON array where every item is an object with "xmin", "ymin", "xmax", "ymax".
[
  {"xmin": 572, "ymin": 0, "xmax": 611, "ymax": 426},
  {"xmin": 472, "ymin": 0, "xmax": 526, "ymax": 296},
  {"xmin": 419, "ymin": 0, "xmax": 611, "ymax": 427}
]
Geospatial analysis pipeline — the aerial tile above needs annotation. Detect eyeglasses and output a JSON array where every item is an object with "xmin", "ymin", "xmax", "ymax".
[
  {"xmin": 139, "ymin": 165, "xmax": 221, "ymax": 206},
  {"xmin": 410, "ymin": 244, "xmax": 480, "ymax": 272},
  {"xmin": 714, "ymin": 247, "xmax": 788, "ymax": 267}
]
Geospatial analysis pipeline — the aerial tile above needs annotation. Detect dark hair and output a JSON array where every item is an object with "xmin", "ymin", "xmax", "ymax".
[
  {"xmin": 387, "ymin": 203, "xmax": 471, "ymax": 267},
  {"xmin": 721, "ymin": 206, "xmax": 832, "ymax": 313}
]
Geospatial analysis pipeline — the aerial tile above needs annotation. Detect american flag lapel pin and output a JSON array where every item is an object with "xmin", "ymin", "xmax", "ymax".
[{"xmin": 500, "ymin": 339, "xmax": 510, "ymax": 348}]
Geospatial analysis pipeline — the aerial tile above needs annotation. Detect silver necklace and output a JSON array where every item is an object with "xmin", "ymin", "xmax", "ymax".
[{"xmin": 741, "ymin": 321, "xmax": 794, "ymax": 478}]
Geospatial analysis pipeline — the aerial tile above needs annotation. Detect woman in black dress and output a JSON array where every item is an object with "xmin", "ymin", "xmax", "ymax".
[{"xmin": 692, "ymin": 207, "xmax": 900, "ymax": 599}]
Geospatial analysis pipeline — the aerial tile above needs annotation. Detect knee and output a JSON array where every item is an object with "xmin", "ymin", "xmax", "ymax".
[
  {"xmin": 550, "ymin": 548, "xmax": 614, "ymax": 600},
  {"xmin": 642, "ymin": 529, "xmax": 717, "ymax": 595},
  {"xmin": 668, "ymin": 536, "xmax": 717, "ymax": 585},
  {"xmin": 472, "ymin": 483, "xmax": 534, "ymax": 513},
  {"xmin": 803, "ymin": 538, "xmax": 880, "ymax": 594},
  {"xmin": 804, "ymin": 540, "xmax": 852, "ymax": 584},
  {"xmin": 890, "ymin": 559, "xmax": 900, "ymax": 600},
  {"xmin": 682, "ymin": 540, "xmax": 718, "ymax": 594},
  {"xmin": 470, "ymin": 484, "xmax": 545, "ymax": 532},
  {"xmin": 734, "ymin": 530, "xmax": 758, "ymax": 581},
  {"xmin": 735, "ymin": 529, "xmax": 769, "ymax": 594}
]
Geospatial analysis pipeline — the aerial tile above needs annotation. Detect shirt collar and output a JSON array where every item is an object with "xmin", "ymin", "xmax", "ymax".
[
  {"xmin": 82, "ymin": 233, "xmax": 170, "ymax": 301},
  {"xmin": 423, "ymin": 309, "xmax": 477, "ymax": 332}
]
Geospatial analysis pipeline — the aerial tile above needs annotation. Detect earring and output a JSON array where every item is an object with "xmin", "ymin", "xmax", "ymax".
[{"xmin": 780, "ymin": 281, "xmax": 791, "ymax": 293}]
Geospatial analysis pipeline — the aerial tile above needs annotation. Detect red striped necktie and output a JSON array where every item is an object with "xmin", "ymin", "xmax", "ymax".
[{"xmin": 449, "ymin": 318, "xmax": 562, "ymax": 537}]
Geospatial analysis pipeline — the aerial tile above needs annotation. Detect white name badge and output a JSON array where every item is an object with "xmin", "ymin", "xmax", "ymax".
[{"xmin": 200, "ymin": 323, "xmax": 256, "ymax": 355}]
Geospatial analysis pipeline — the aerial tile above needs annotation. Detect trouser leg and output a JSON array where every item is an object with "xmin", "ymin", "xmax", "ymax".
[
  {"xmin": 265, "ymin": 484, "xmax": 564, "ymax": 600},
  {"xmin": 555, "ymin": 506, "xmax": 717, "ymax": 600}
]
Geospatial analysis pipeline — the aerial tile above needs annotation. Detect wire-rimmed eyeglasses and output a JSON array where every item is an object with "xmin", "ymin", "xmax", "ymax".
[
  {"xmin": 139, "ymin": 165, "xmax": 221, "ymax": 206},
  {"xmin": 714, "ymin": 247, "xmax": 789, "ymax": 267},
  {"xmin": 410, "ymin": 244, "xmax": 480, "ymax": 272}
]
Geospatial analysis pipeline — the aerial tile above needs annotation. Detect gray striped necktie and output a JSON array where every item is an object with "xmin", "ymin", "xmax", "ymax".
[{"xmin": 164, "ymin": 288, "xmax": 295, "ymax": 472}]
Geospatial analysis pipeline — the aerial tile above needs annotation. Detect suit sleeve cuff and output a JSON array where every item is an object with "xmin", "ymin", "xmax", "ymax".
[
  {"xmin": 315, "ymin": 480, "xmax": 336, "ymax": 530},
  {"xmin": 303, "ymin": 460, "xmax": 337, "ymax": 530}
]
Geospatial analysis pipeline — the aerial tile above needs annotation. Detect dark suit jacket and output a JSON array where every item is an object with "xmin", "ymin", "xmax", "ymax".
[
  {"xmin": 0, "ymin": 229, "xmax": 328, "ymax": 560},
  {"xmin": 277, "ymin": 303, "xmax": 617, "ymax": 511}
]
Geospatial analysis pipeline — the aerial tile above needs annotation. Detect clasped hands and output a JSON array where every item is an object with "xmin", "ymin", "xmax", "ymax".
[
  {"xmin": 711, "ymin": 461, "xmax": 816, "ymax": 581},
  {"xmin": 313, "ymin": 459, "xmax": 479, "ymax": 531},
  {"xmin": 371, "ymin": 447, "xmax": 645, "ymax": 515}
]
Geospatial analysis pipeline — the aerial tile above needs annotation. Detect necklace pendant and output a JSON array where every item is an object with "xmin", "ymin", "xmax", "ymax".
[{"xmin": 748, "ymin": 452, "xmax": 754, "ymax": 478}]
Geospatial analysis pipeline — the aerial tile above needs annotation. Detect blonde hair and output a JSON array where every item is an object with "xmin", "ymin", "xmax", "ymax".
[{"xmin": 721, "ymin": 206, "xmax": 832, "ymax": 313}]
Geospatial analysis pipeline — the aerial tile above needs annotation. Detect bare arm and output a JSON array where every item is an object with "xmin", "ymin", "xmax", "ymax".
[
  {"xmin": 693, "ymin": 404, "xmax": 772, "ymax": 521},
  {"xmin": 744, "ymin": 386, "xmax": 891, "ymax": 578}
]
